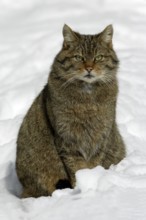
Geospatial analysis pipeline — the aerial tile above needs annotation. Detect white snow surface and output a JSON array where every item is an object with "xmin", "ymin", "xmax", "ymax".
[{"xmin": 0, "ymin": 0, "xmax": 146, "ymax": 219}]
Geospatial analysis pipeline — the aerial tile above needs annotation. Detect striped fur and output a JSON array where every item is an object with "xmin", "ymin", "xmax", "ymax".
[{"xmin": 16, "ymin": 25, "xmax": 126, "ymax": 198}]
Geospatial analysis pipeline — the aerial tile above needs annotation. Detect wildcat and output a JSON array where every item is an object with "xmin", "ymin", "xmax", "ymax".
[{"xmin": 16, "ymin": 24, "xmax": 126, "ymax": 198}]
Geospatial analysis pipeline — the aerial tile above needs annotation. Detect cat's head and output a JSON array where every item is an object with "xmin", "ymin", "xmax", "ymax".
[{"xmin": 52, "ymin": 24, "xmax": 119, "ymax": 85}]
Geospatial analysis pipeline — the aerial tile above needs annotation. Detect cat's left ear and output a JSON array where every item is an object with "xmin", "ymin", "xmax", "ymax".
[
  {"xmin": 99, "ymin": 25, "xmax": 113, "ymax": 47},
  {"xmin": 63, "ymin": 24, "xmax": 78, "ymax": 48}
]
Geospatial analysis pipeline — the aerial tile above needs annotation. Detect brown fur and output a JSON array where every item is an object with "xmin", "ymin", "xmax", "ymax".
[{"xmin": 16, "ymin": 24, "xmax": 126, "ymax": 198}]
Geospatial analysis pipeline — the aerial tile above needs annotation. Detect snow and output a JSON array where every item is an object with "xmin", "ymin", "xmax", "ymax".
[{"xmin": 0, "ymin": 0, "xmax": 146, "ymax": 219}]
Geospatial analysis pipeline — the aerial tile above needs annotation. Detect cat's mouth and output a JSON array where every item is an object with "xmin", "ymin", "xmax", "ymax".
[
  {"xmin": 84, "ymin": 73, "xmax": 95, "ymax": 79},
  {"xmin": 80, "ymin": 71, "xmax": 98, "ymax": 83},
  {"xmin": 75, "ymin": 70, "xmax": 104, "ymax": 84}
]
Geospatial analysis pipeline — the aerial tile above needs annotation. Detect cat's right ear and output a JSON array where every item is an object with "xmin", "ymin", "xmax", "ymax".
[
  {"xmin": 63, "ymin": 24, "xmax": 78, "ymax": 48},
  {"xmin": 99, "ymin": 25, "xmax": 113, "ymax": 48}
]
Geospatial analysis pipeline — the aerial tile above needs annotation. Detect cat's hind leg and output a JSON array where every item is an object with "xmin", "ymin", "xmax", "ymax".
[{"xmin": 21, "ymin": 186, "xmax": 49, "ymax": 198}]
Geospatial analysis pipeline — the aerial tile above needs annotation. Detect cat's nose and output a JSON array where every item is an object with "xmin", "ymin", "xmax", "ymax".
[{"xmin": 86, "ymin": 66, "xmax": 93, "ymax": 73}]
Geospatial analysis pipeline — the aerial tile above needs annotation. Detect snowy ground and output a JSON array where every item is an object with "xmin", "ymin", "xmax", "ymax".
[{"xmin": 0, "ymin": 0, "xmax": 146, "ymax": 219}]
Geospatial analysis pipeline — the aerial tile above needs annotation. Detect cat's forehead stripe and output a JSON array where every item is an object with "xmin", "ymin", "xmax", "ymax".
[{"xmin": 78, "ymin": 35, "xmax": 99, "ymax": 54}]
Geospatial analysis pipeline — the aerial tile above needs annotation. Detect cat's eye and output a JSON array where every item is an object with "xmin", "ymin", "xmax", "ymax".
[
  {"xmin": 94, "ymin": 55, "xmax": 105, "ymax": 62},
  {"xmin": 74, "ymin": 55, "xmax": 84, "ymax": 62}
]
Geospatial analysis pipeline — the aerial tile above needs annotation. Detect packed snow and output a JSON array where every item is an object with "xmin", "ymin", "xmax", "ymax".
[{"xmin": 0, "ymin": 0, "xmax": 146, "ymax": 219}]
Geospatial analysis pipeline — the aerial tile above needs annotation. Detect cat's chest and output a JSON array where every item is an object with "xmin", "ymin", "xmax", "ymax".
[
  {"xmin": 58, "ymin": 103, "xmax": 99, "ymax": 124},
  {"xmin": 53, "ymin": 101, "xmax": 112, "ymax": 160},
  {"xmin": 54, "ymin": 102, "xmax": 105, "ymax": 142}
]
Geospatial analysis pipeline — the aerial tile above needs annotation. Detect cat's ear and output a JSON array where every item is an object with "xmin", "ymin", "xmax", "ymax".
[
  {"xmin": 63, "ymin": 24, "xmax": 78, "ymax": 47},
  {"xmin": 99, "ymin": 25, "xmax": 113, "ymax": 47}
]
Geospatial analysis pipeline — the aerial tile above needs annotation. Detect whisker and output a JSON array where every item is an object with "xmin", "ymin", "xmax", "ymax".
[
  {"xmin": 60, "ymin": 76, "xmax": 76, "ymax": 90},
  {"xmin": 59, "ymin": 73, "xmax": 76, "ymax": 81},
  {"xmin": 98, "ymin": 74, "xmax": 115, "ymax": 88}
]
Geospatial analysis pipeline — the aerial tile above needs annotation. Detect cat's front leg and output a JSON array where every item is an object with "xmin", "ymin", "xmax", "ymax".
[{"xmin": 62, "ymin": 154, "xmax": 89, "ymax": 187}]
